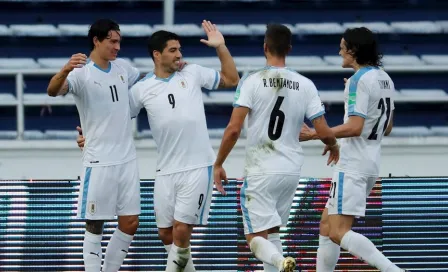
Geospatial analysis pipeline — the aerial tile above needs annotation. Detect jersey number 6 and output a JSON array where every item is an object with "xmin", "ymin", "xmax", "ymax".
[{"xmin": 268, "ymin": 96, "xmax": 285, "ymax": 141}]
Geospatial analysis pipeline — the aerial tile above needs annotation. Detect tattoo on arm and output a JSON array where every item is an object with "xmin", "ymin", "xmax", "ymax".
[{"xmin": 85, "ymin": 220, "xmax": 104, "ymax": 235}]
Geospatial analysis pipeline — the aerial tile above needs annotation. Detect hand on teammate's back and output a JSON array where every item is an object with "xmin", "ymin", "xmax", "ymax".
[
  {"xmin": 200, "ymin": 20, "xmax": 225, "ymax": 49},
  {"xmin": 322, "ymin": 143, "xmax": 340, "ymax": 166},
  {"xmin": 63, "ymin": 53, "xmax": 87, "ymax": 73},
  {"xmin": 213, "ymin": 165, "xmax": 228, "ymax": 196},
  {"xmin": 299, "ymin": 124, "xmax": 317, "ymax": 142},
  {"xmin": 76, "ymin": 126, "xmax": 85, "ymax": 150}
]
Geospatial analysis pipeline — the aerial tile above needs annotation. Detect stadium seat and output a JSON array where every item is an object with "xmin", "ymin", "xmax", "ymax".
[
  {"xmin": 234, "ymin": 57, "xmax": 266, "ymax": 69},
  {"xmin": 208, "ymin": 91, "xmax": 234, "ymax": 104},
  {"xmin": 10, "ymin": 24, "xmax": 60, "ymax": 37},
  {"xmin": 323, "ymin": 56, "xmax": 342, "ymax": 66},
  {"xmin": 390, "ymin": 21, "xmax": 442, "ymax": 34},
  {"xmin": 435, "ymin": 20, "xmax": 448, "ymax": 33},
  {"xmin": 342, "ymin": 22, "xmax": 393, "ymax": 34},
  {"xmin": 420, "ymin": 54, "xmax": 448, "ymax": 65},
  {"xmin": 152, "ymin": 24, "xmax": 202, "ymax": 36},
  {"xmin": 208, "ymin": 128, "xmax": 225, "ymax": 138},
  {"xmin": 58, "ymin": 24, "xmax": 90, "ymax": 36},
  {"xmin": 430, "ymin": 126, "xmax": 448, "ymax": 136},
  {"xmin": 287, "ymin": 56, "xmax": 327, "ymax": 67},
  {"xmin": 0, "ymin": 131, "xmax": 17, "ymax": 140},
  {"xmin": 381, "ymin": 55, "xmax": 424, "ymax": 66},
  {"xmin": 37, "ymin": 58, "xmax": 69, "ymax": 69},
  {"xmin": 389, "ymin": 126, "xmax": 432, "ymax": 137},
  {"xmin": 138, "ymin": 129, "xmax": 152, "ymax": 139},
  {"xmin": 119, "ymin": 24, "xmax": 153, "ymax": 37},
  {"xmin": 24, "ymin": 93, "xmax": 75, "ymax": 106},
  {"xmin": 23, "ymin": 130, "xmax": 46, "ymax": 140},
  {"xmin": 0, "ymin": 58, "xmax": 39, "ymax": 69},
  {"xmin": 0, "ymin": 94, "xmax": 17, "ymax": 105},
  {"xmin": 0, "ymin": 25, "xmax": 11, "ymax": 36},
  {"xmin": 133, "ymin": 58, "xmax": 155, "ymax": 69},
  {"xmin": 184, "ymin": 57, "xmax": 222, "ymax": 70},
  {"xmin": 319, "ymin": 90, "xmax": 344, "ymax": 102},
  {"xmin": 295, "ymin": 23, "xmax": 344, "ymax": 35},
  {"xmin": 399, "ymin": 88, "xmax": 448, "ymax": 98},
  {"xmin": 216, "ymin": 24, "xmax": 250, "ymax": 36},
  {"xmin": 44, "ymin": 130, "xmax": 79, "ymax": 140}
]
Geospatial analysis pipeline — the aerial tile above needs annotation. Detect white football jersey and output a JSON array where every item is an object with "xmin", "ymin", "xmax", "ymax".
[
  {"xmin": 67, "ymin": 58, "xmax": 140, "ymax": 167},
  {"xmin": 129, "ymin": 63, "xmax": 220, "ymax": 175},
  {"xmin": 234, "ymin": 66, "xmax": 326, "ymax": 176},
  {"xmin": 336, "ymin": 66, "xmax": 395, "ymax": 176}
]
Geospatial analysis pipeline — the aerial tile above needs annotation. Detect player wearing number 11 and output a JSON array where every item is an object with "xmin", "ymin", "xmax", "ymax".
[
  {"xmin": 300, "ymin": 28, "xmax": 406, "ymax": 272},
  {"xmin": 128, "ymin": 20, "xmax": 239, "ymax": 272},
  {"xmin": 213, "ymin": 24, "xmax": 339, "ymax": 272}
]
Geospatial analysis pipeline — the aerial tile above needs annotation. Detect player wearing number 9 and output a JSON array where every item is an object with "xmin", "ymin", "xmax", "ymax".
[
  {"xmin": 300, "ymin": 28, "xmax": 406, "ymax": 272},
  {"xmin": 213, "ymin": 24, "xmax": 339, "ymax": 272}
]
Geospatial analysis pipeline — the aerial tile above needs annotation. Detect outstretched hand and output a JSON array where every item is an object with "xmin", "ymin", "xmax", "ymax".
[{"xmin": 200, "ymin": 20, "xmax": 225, "ymax": 49}]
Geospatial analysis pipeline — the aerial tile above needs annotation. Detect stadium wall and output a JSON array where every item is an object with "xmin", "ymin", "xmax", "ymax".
[{"xmin": 0, "ymin": 138, "xmax": 447, "ymax": 179}]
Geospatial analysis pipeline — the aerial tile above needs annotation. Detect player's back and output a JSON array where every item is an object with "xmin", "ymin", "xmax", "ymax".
[
  {"xmin": 68, "ymin": 58, "xmax": 139, "ymax": 167},
  {"xmin": 337, "ymin": 67, "xmax": 395, "ymax": 176},
  {"xmin": 235, "ymin": 66, "xmax": 325, "ymax": 176}
]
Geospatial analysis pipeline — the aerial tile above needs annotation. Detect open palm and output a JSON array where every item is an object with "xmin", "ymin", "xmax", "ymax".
[{"xmin": 200, "ymin": 20, "xmax": 225, "ymax": 48}]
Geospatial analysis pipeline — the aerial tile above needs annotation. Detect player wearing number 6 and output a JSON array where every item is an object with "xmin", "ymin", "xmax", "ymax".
[
  {"xmin": 213, "ymin": 24, "xmax": 339, "ymax": 272},
  {"xmin": 300, "ymin": 28, "xmax": 407, "ymax": 272},
  {"xmin": 128, "ymin": 20, "xmax": 239, "ymax": 271}
]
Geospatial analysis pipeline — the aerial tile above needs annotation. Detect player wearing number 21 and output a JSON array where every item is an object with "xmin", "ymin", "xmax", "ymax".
[
  {"xmin": 128, "ymin": 20, "xmax": 239, "ymax": 272},
  {"xmin": 300, "ymin": 28, "xmax": 407, "ymax": 272},
  {"xmin": 213, "ymin": 24, "xmax": 339, "ymax": 272}
]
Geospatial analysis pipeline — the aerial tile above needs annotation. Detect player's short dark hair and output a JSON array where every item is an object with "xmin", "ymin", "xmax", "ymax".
[
  {"xmin": 343, "ymin": 27, "xmax": 383, "ymax": 67},
  {"xmin": 88, "ymin": 18, "xmax": 120, "ymax": 51},
  {"xmin": 147, "ymin": 30, "xmax": 180, "ymax": 60},
  {"xmin": 264, "ymin": 24, "xmax": 292, "ymax": 58}
]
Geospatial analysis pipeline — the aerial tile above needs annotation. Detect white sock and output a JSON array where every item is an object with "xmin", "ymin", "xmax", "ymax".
[
  {"xmin": 249, "ymin": 236, "xmax": 285, "ymax": 270},
  {"xmin": 102, "ymin": 228, "xmax": 134, "ymax": 272},
  {"xmin": 316, "ymin": 235, "xmax": 340, "ymax": 272},
  {"xmin": 165, "ymin": 244, "xmax": 191, "ymax": 272},
  {"xmin": 164, "ymin": 244, "xmax": 195, "ymax": 272},
  {"xmin": 83, "ymin": 231, "xmax": 103, "ymax": 272},
  {"xmin": 263, "ymin": 233, "xmax": 283, "ymax": 272},
  {"xmin": 341, "ymin": 230, "xmax": 402, "ymax": 272}
]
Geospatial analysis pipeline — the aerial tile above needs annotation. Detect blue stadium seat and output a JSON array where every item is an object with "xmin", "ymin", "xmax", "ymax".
[
  {"xmin": 133, "ymin": 58, "xmax": 154, "ymax": 69},
  {"xmin": 208, "ymin": 128, "xmax": 225, "ymax": 138},
  {"xmin": 0, "ymin": 130, "xmax": 17, "ymax": 140},
  {"xmin": 119, "ymin": 24, "xmax": 153, "ymax": 37},
  {"xmin": 287, "ymin": 56, "xmax": 327, "ymax": 67},
  {"xmin": 57, "ymin": 24, "xmax": 89, "ymax": 36},
  {"xmin": 44, "ymin": 129, "xmax": 78, "ymax": 140},
  {"xmin": 295, "ymin": 23, "xmax": 344, "ymax": 35},
  {"xmin": 399, "ymin": 89, "xmax": 448, "ymax": 99},
  {"xmin": 0, "ymin": 24, "xmax": 11, "ymax": 36},
  {"xmin": 389, "ymin": 126, "xmax": 432, "ymax": 137},
  {"xmin": 342, "ymin": 22, "xmax": 393, "ymax": 34},
  {"xmin": 0, "ymin": 93, "xmax": 17, "ymax": 105},
  {"xmin": 37, "ymin": 58, "xmax": 69, "ymax": 69},
  {"xmin": 10, "ymin": 24, "xmax": 60, "ymax": 37},
  {"xmin": 152, "ymin": 24, "xmax": 202, "ymax": 36},
  {"xmin": 138, "ymin": 129, "xmax": 152, "ymax": 139},
  {"xmin": 23, "ymin": 130, "xmax": 45, "ymax": 140},
  {"xmin": 421, "ymin": 54, "xmax": 448, "ymax": 65},
  {"xmin": 382, "ymin": 55, "xmax": 424, "ymax": 66},
  {"xmin": 430, "ymin": 126, "xmax": 448, "ymax": 136},
  {"xmin": 208, "ymin": 91, "xmax": 234, "ymax": 104},
  {"xmin": 183, "ymin": 57, "xmax": 222, "ymax": 70},
  {"xmin": 0, "ymin": 58, "xmax": 39, "ymax": 69},
  {"xmin": 216, "ymin": 24, "xmax": 250, "ymax": 36},
  {"xmin": 390, "ymin": 21, "xmax": 442, "ymax": 34},
  {"xmin": 435, "ymin": 20, "xmax": 448, "ymax": 33}
]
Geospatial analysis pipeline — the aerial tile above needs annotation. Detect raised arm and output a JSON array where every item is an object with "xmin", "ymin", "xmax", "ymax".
[
  {"xmin": 47, "ymin": 53, "xmax": 87, "ymax": 97},
  {"xmin": 200, "ymin": 20, "xmax": 239, "ymax": 88}
]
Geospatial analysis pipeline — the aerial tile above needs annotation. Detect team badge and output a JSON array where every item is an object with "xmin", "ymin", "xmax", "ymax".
[
  {"xmin": 88, "ymin": 201, "xmax": 96, "ymax": 215},
  {"xmin": 178, "ymin": 79, "xmax": 188, "ymax": 89},
  {"xmin": 119, "ymin": 75, "xmax": 125, "ymax": 83}
]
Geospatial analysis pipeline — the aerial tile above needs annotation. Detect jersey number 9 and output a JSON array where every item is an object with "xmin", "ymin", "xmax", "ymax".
[{"xmin": 168, "ymin": 94, "xmax": 175, "ymax": 109}]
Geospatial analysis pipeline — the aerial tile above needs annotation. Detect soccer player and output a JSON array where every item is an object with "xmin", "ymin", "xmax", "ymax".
[
  {"xmin": 212, "ymin": 24, "xmax": 340, "ymax": 272},
  {"xmin": 127, "ymin": 20, "xmax": 239, "ymax": 271},
  {"xmin": 47, "ymin": 19, "xmax": 141, "ymax": 272},
  {"xmin": 299, "ymin": 27, "xmax": 406, "ymax": 272}
]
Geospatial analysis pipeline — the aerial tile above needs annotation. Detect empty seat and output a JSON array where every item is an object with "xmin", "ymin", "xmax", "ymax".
[
  {"xmin": 208, "ymin": 91, "xmax": 234, "ymax": 104},
  {"xmin": 37, "ymin": 58, "xmax": 69, "ymax": 68},
  {"xmin": 323, "ymin": 56, "xmax": 342, "ymax": 66},
  {"xmin": 399, "ymin": 89, "xmax": 448, "ymax": 100},
  {"xmin": 0, "ymin": 94, "xmax": 17, "ymax": 105},
  {"xmin": 119, "ymin": 24, "xmax": 152, "ymax": 37},
  {"xmin": 0, "ymin": 131, "xmax": 17, "ymax": 140},
  {"xmin": 45, "ymin": 130, "xmax": 79, "ymax": 140},
  {"xmin": 24, "ymin": 93, "xmax": 75, "ymax": 105},
  {"xmin": 389, "ymin": 126, "xmax": 431, "ymax": 137},
  {"xmin": 248, "ymin": 24, "xmax": 270, "ymax": 35},
  {"xmin": 0, "ymin": 25, "xmax": 11, "ymax": 36},
  {"xmin": 183, "ymin": 57, "xmax": 222, "ymax": 70},
  {"xmin": 23, "ymin": 130, "xmax": 45, "ymax": 140},
  {"xmin": 216, "ymin": 24, "xmax": 250, "ymax": 36},
  {"xmin": 133, "ymin": 58, "xmax": 155, "ymax": 69},
  {"xmin": 382, "ymin": 55, "xmax": 424, "ymax": 66},
  {"xmin": 318, "ymin": 90, "xmax": 344, "ymax": 102},
  {"xmin": 208, "ymin": 128, "xmax": 225, "ymax": 138},
  {"xmin": 0, "ymin": 58, "xmax": 40, "ymax": 69},
  {"xmin": 234, "ymin": 57, "xmax": 266, "ymax": 69},
  {"xmin": 10, "ymin": 24, "xmax": 60, "ymax": 37},
  {"xmin": 58, "ymin": 24, "xmax": 90, "ymax": 36},
  {"xmin": 435, "ymin": 21, "xmax": 448, "ymax": 33},
  {"xmin": 342, "ymin": 22, "xmax": 393, "ymax": 34},
  {"xmin": 430, "ymin": 126, "xmax": 448, "ymax": 136},
  {"xmin": 295, "ymin": 23, "xmax": 344, "ymax": 35},
  {"xmin": 152, "ymin": 24, "xmax": 202, "ymax": 36},
  {"xmin": 420, "ymin": 55, "xmax": 448, "ymax": 65},
  {"xmin": 287, "ymin": 56, "xmax": 327, "ymax": 67},
  {"xmin": 138, "ymin": 129, "xmax": 152, "ymax": 139},
  {"xmin": 390, "ymin": 21, "xmax": 442, "ymax": 34}
]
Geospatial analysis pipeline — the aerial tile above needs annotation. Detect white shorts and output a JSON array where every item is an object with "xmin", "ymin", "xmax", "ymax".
[
  {"xmin": 154, "ymin": 166, "xmax": 213, "ymax": 228},
  {"xmin": 77, "ymin": 159, "xmax": 141, "ymax": 220},
  {"xmin": 325, "ymin": 171, "xmax": 377, "ymax": 217},
  {"xmin": 240, "ymin": 174, "xmax": 300, "ymax": 235}
]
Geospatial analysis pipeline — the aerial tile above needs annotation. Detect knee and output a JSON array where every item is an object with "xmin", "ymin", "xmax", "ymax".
[
  {"xmin": 172, "ymin": 221, "xmax": 193, "ymax": 246},
  {"xmin": 119, "ymin": 216, "xmax": 139, "ymax": 235},
  {"xmin": 319, "ymin": 217, "xmax": 330, "ymax": 236},
  {"xmin": 158, "ymin": 227, "xmax": 173, "ymax": 245},
  {"xmin": 328, "ymin": 228, "xmax": 346, "ymax": 245},
  {"xmin": 173, "ymin": 221, "xmax": 192, "ymax": 236},
  {"xmin": 85, "ymin": 220, "xmax": 104, "ymax": 235}
]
